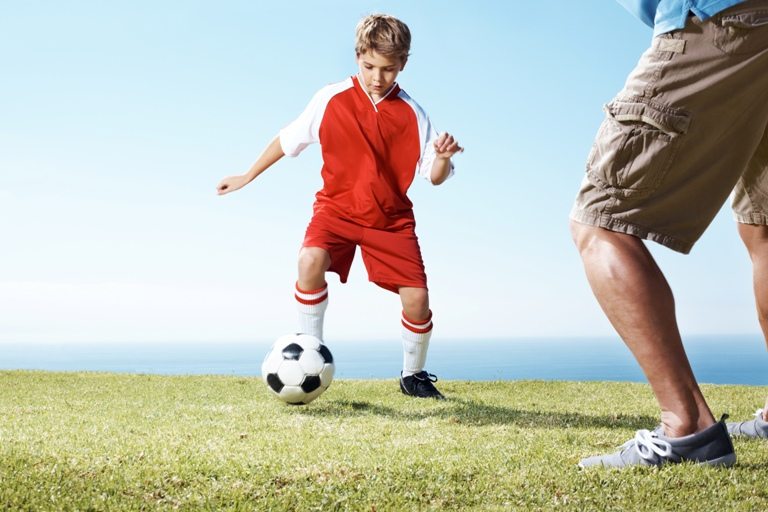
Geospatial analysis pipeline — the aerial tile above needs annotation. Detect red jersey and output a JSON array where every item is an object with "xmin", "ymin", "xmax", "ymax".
[{"xmin": 279, "ymin": 75, "xmax": 453, "ymax": 231}]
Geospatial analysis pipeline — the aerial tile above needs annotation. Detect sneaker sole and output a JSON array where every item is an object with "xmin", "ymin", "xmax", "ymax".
[
  {"xmin": 698, "ymin": 452, "xmax": 736, "ymax": 467},
  {"xmin": 578, "ymin": 452, "xmax": 737, "ymax": 469}
]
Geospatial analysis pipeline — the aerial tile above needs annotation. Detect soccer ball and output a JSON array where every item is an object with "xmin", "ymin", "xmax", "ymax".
[{"xmin": 261, "ymin": 333, "xmax": 335, "ymax": 405}]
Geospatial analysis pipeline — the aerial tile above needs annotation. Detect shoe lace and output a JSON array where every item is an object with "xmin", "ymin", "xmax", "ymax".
[
  {"xmin": 754, "ymin": 409, "xmax": 764, "ymax": 419},
  {"xmin": 632, "ymin": 429, "xmax": 672, "ymax": 462},
  {"xmin": 415, "ymin": 372, "xmax": 438, "ymax": 383},
  {"xmin": 411, "ymin": 372, "xmax": 441, "ymax": 396}
]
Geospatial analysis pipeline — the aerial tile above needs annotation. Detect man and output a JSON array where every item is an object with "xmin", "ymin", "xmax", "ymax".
[{"xmin": 571, "ymin": 0, "xmax": 768, "ymax": 468}]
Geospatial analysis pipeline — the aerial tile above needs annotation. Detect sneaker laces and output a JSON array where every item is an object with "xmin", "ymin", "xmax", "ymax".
[
  {"xmin": 632, "ymin": 429, "xmax": 672, "ymax": 462},
  {"xmin": 413, "ymin": 372, "xmax": 439, "ymax": 394},
  {"xmin": 754, "ymin": 409, "xmax": 765, "ymax": 419},
  {"xmin": 414, "ymin": 371, "xmax": 438, "ymax": 383}
]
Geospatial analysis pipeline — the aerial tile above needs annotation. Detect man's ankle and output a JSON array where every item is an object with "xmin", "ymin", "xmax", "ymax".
[{"xmin": 661, "ymin": 411, "xmax": 716, "ymax": 438}]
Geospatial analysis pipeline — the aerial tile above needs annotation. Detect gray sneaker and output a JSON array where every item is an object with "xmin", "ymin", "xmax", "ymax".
[
  {"xmin": 727, "ymin": 409, "xmax": 768, "ymax": 439},
  {"xmin": 579, "ymin": 416, "xmax": 736, "ymax": 469}
]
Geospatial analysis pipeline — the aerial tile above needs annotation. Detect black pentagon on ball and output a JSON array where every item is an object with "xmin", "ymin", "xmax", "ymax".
[
  {"xmin": 266, "ymin": 373, "xmax": 284, "ymax": 393},
  {"xmin": 301, "ymin": 375, "xmax": 322, "ymax": 393},
  {"xmin": 282, "ymin": 343, "xmax": 304, "ymax": 360},
  {"xmin": 318, "ymin": 344, "xmax": 333, "ymax": 364}
]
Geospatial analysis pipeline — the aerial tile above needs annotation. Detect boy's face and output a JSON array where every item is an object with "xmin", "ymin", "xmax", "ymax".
[{"xmin": 356, "ymin": 50, "xmax": 405, "ymax": 101}]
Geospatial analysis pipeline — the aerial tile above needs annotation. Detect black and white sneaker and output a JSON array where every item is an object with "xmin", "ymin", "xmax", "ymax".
[{"xmin": 400, "ymin": 371, "xmax": 445, "ymax": 400}]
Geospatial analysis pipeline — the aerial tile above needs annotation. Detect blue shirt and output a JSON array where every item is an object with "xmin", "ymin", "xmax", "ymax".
[{"xmin": 617, "ymin": 0, "xmax": 746, "ymax": 35}]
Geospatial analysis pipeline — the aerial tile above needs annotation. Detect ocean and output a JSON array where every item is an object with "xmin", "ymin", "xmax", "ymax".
[{"xmin": 1, "ymin": 335, "xmax": 766, "ymax": 385}]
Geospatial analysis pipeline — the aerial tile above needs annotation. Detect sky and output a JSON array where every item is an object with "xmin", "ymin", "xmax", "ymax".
[{"xmin": 0, "ymin": 1, "xmax": 761, "ymax": 344}]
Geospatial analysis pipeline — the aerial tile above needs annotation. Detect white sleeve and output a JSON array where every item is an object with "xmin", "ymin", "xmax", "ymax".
[
  {"xmin": 416, "ymin": 118, "xmax": 455, "ymax": 183},
  {"xmin": 278, "ymin": 78, "xmax": 353, "ymax": 157},
  {"xmin": 278, "ymin": 89, "xmax": 326, "ymax": 158},
  {"xmin": 398, "ymin": 90, "xmax": 455, "ymax": 183}
]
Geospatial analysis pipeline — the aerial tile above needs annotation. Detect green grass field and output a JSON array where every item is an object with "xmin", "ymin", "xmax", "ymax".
[{"xmin": 1, "ymin": 371, "xmax": 767, "ymax": 511}]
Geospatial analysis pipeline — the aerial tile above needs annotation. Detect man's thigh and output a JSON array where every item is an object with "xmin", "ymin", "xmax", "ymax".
[{"xmin": 733, "ymin": 125, "xmax": 768, "ymax": 225}]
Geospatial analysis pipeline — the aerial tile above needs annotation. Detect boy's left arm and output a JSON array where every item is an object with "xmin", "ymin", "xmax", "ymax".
[{"xmin": 430, "ymin": 132, "xmax": 463, "ymax": 185}]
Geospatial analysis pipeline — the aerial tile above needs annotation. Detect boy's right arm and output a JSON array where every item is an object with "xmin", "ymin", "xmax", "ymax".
[
  {"xmin": 218, "ymin": 83, "xmax": 329, "ymax": 195},
  {"xmin": 216, "ymin": 135, "xmax": 285, "ymax": 195}
]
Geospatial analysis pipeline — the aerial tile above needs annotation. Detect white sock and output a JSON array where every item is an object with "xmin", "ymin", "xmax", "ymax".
[
  {"xmin": 401, "ymin": 310, "xmax": 433, "ymax": 377},
  {"xmin": 295, "ymin": 282, "xmax": 328, "ymax": 340}
]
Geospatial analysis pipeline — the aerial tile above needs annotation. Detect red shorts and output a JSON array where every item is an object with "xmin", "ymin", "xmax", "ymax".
[{"xmin": 302, "ymin": 213, "xmax": 427, "ymax": 293}]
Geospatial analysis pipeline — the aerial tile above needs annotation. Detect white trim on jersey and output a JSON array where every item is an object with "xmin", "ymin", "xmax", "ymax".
[
  {"xmin": 279, "ymin": 77, "xmax": 353, "ymax": 157},
  {"xmin": 355, "ymin": 74, "xmax": 399, "ymax": 113},
  {"xmin": 397, "ymin": 90, "xmax": 455, "ymax": 184}
]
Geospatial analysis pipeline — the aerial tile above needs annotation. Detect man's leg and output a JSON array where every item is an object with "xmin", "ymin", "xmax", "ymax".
[
  {"xmin": 730, "ymin": 117, "xmax": 768, "ymax": 436},
  {"xmin": 570, "ymin": 1, "xmax": 768, "ymax": 466},
  {"xmin": 737, "ymin": 223, "xmax": 768, "ymax": 421},
  {"xmin": 570, "ymin": 221, "xmax": 716, "ymax": 437}
]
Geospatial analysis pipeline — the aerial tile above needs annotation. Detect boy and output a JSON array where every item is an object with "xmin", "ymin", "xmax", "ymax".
[{"xmin": 217, "ymin": 14, "xmax": 462, "ymax": 399}]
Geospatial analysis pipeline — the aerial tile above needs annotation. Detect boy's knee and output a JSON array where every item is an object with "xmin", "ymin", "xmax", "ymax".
[
  {"xmin": 401, "ymin": 288, "xmax": 429, "ymax": 320},
  {"xmin": 298, "ymin": 248, "xmax": 330, "ymax": 278}
]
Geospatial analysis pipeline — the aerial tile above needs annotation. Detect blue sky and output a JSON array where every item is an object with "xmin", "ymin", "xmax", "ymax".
[{"xmin": 0, "ymin": 1, "xmax": 759, "ymax": 344}]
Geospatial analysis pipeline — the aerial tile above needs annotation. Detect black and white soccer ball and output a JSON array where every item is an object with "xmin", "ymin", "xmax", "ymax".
[{"xmin": 261, "ymin": 333, "xmax": 335, "ymax": 405}]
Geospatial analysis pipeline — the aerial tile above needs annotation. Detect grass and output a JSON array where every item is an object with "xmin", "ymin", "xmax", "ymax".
[{"xmin": 1, "ymin": 371, "xmax": 768, "ymax": 511}]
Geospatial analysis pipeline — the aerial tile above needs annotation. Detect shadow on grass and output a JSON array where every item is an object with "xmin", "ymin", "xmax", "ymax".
[{"xmin": 296, "ymin": 397, "xmax": 657, "ymax": 430}]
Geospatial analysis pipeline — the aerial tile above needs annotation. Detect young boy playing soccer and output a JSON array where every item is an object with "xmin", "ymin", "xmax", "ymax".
[{"xmin": 217, "ymin": 14, "xmax": 462, "ymax": 399}]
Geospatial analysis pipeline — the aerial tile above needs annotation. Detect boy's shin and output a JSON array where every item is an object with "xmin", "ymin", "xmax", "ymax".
[
  {"xmin": 401, "ymin": 310, "xmax": 433, "ymax": 376},
  {"xmin": 295, "ymin": 282, "xmax": 329, "ymax": 340}
]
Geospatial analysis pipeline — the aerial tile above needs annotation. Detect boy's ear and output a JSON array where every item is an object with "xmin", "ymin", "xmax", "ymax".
[{"xmin": 400, "ymin": 58, "xmax": 407, "ymax": 71}]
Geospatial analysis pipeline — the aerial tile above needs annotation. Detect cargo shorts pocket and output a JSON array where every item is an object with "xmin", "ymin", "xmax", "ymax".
[
  {"xmin": 586, "ymin": 99, "xmax": 691, "ymax": 200},
  {"xmin": 713, "ymin": 9, "xmax": 768, "ymax": 55}
]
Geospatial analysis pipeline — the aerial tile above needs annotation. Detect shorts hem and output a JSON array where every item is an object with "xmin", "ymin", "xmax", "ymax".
[
  {"xmin": 570, "ymin": 207, "xmax": 694, "ymax": 254},
  {"xmin": 300, "ymin": 243, "xmax": 352, "ymax": 284},
  {"xmin": 330, "ymin": 269, "xmax": 349, "ymax": 284},
  {"xmin": 370, "ymin": 277, "xmax": 428, "ymax": 294},
  {"xmin": 734, "ymin": 212, "xmax": 768, "ymax": 225}
]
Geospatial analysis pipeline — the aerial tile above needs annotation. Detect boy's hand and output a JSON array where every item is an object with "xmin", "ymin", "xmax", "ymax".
[
  {"xmin": 217, "ymin": 175, "xmax": 249, "ymax": 195},
  {"xmin": 434, "ymin": 132, "xmax": 463, "ymax": 159}
]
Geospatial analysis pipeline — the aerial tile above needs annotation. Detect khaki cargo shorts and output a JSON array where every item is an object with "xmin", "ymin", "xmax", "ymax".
[{"xmin": 571, "ymin": 0, "xmax": 768, "ymax": 253}]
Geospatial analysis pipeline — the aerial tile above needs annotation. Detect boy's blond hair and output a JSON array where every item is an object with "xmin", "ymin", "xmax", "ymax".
[{"xmin": 355, "ymin": 14, "xmax": 411, "ymax": 63}]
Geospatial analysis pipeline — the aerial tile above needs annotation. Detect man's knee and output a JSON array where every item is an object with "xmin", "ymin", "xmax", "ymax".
[
  {"xmin": 569, "ymin": 220, "xmax": 645, "ymax": 263},
  {"xmin": 738, "ymin": 223, "xmax": 768, "ymax": 256},
  {"xmin": 569, "ymin": 219, "xmax": 604, "ymax": 255}
]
